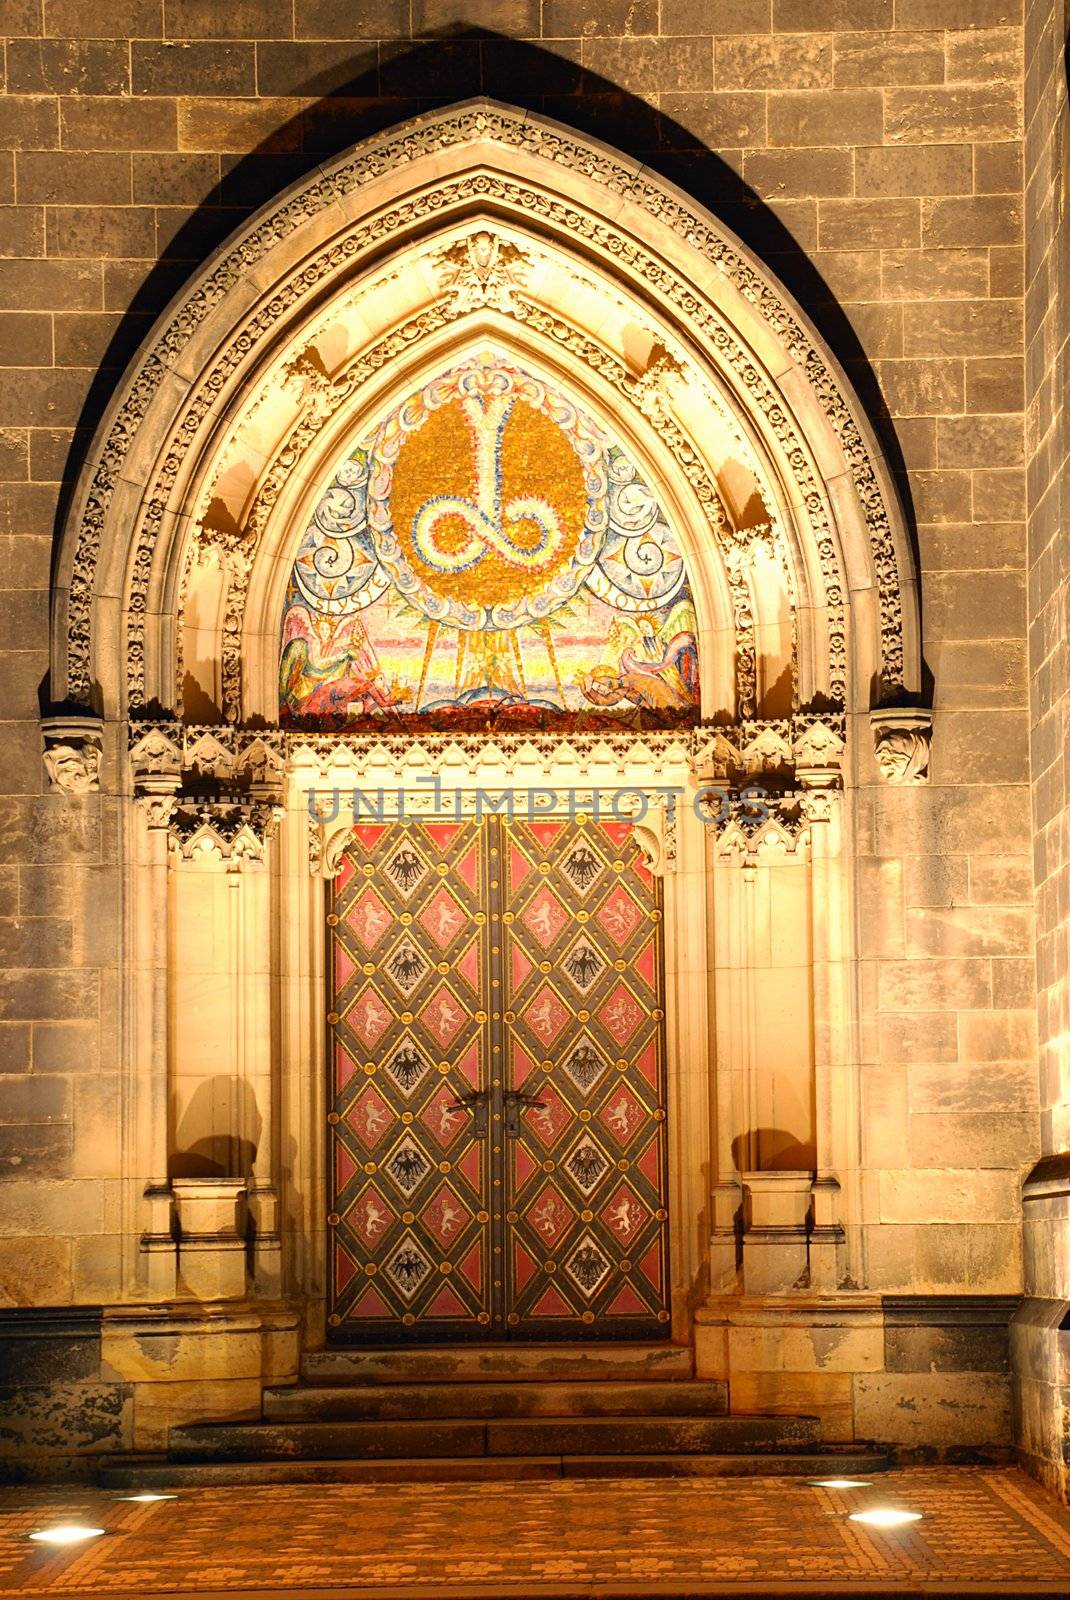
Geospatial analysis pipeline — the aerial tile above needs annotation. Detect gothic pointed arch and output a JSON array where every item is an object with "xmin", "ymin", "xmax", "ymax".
[{"xmin": 50, "ymin": 98, "xmax": 920, "ymax": 738}]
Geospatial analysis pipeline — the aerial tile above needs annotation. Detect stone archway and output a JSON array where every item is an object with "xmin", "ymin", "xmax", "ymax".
[
  {"xmin": 52, "ymin": 99, "xmax": 919, "ymax": 722},
  {"xmin": 44, "ymin": 101, "xmax": 925, "ymax": 1390}
]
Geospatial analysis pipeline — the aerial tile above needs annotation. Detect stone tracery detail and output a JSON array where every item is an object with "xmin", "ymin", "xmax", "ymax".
[
  {"xmin": 169, "ymin": 797, "xmax": 283, "ymax": 862},
  {"xmin": 60, "ymin": 103, "xmax": 910, "ymax": 715}
]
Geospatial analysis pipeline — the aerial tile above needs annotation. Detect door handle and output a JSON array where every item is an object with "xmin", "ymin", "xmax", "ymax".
[
  {"xmin": 503, "ymin": 1088, "xmax": 546, "ymax": 1139},
  {"xmin": 448, "ymin": 1087, "xmax": 490, "ymax": 1138}
]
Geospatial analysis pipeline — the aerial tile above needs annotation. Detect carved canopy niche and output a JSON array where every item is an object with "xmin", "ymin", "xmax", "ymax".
[{"xmin": 50, "ymin": 100, "xmax": 920, "ymax": 731}]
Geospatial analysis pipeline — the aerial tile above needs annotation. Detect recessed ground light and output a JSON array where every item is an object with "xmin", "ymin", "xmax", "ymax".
[
  {"xmin": 849, "ymin": 1509, "xmax": 923, "ymax": 1528},
  {"xmin": 811, "ymin": 1478, "xmax": 871, "ymax": 1489},
  {"xmin": 28, "ymin": 1526, "xmax": 106, "ymax": 1547},
  {"xmin": 116, "ymin": 1493, "xmax": 177, "ymax": 1503}
]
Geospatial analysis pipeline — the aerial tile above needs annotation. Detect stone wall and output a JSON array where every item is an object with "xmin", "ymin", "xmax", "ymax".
[
  {"xmin": 697, "ymin": 1293, "xmax": 1018, "ymax": 1451},
  {"xmin": 0, "ymin": 1303, "xmax": 298, "ymax": 1480},
  {"xmin": 1015, "ymin": 0, "xmax": 1070, "ymax": 1500},
  {"xmin": 0, "ymin": 0, "xmax": 1044, "ymax": 1466}
]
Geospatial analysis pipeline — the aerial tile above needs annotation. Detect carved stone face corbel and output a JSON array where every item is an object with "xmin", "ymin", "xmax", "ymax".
[
  {"xmin": 41, "ymin": 712, "xmax": 104, "ymax": 794},
  {"xmin": 870, "ymin": 706, "xmax": 931, "ymax": 785}
]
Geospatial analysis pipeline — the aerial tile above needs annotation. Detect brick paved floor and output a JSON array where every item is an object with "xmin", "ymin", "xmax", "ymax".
[{"xmin": 1, "ymin": 1468, "xmax": 1069, "ymax": 1598}]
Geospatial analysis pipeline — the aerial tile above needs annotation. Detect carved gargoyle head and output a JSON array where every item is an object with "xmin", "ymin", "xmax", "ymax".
[
  {"xmin": 43, "ymin": 740, "xmax": 102, "ymax": 795},
  {"xmin": 870, "ymin": 707, "xmax": 931, "ymax": 785},
  {"xmin": 41, "ymin": 714, "xmax": 104, "ymax": 795}
]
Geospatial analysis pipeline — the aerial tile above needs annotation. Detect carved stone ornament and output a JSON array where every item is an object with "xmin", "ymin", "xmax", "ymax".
[
  {"xmin": 169, "ymin": 796, "xmax": 284, "ymax": 863},
  {"xmin": 792, "ymin": 716, "xmax": 846, "ymax": 808},
  {"xmin": 186, "ymin": 730, "xmax": 235, "ymax": 783},
  {"xmin": 611, "ymin": 789, "xmax": 678, "ymax": 877},
  {"xmin": 435, "ymin": 229, "xmax": 529, "ymax": 312},
  {"xmin": 130, "ymin": 721, "xmax": 183, "ymax": 828},
  {"xmin": 798, "ymin": 788, "xmax": 834, "ymax": 824},
  {"xmin": 136, "ymin": 792, "xmax": 178, "ymax": 830},
  {"xmin": 632, "ymin": 340, "xmax": 686, "ymax": 420},
  {"xmin": 792, "ymin": 716, "xmax": 845, "ymax": 773},
  {"xmin": 129, "ymin": 722, "xmax": 183, "ymax": 784},
  {"xmin": 309, "ymin": 807, "xmax": 353, "ymax": 880},
  {"xmin": 237, "ymin": 736, "xmax": 287, "ymax": 794},
  {"xmin": 712, "ymin": 798, "xmax": 809, "ymax": 860},
  {"xmin": 870, "ymin": 706, "xmax": 932, "ymax": 786},
  {"xmin": 739, "ymin": 722, "xmax": 793, "ymax": 776},
  {"xmin": 41, "ymin": 712, "xmax": 103, "ymax": 794}
]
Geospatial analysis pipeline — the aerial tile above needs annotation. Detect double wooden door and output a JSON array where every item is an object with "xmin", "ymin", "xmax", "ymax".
[{"xmin": 326, "ymin": 812, "xmax": 670, "ymax": 1341}]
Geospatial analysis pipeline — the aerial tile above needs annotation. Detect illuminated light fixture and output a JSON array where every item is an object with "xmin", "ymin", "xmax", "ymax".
[
  {"xmin": 116, "ymin": 1492, "xmax": 177, "ymax": 1502},
  {"xmin": 812, "ymin": 1478, "xmax": 871, "ymax": 1489},
  {"xmin": 849, "ymin": 1508, "xmax": 923, "ymax": 1528},
  {"xmin": 28, "ymin": 1526, "xmax": 106, "ymax": 1547}
]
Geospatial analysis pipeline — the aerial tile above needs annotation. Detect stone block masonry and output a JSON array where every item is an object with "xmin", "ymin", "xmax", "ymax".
[
  {"xmin": 1016, "ymin": 0, "xmax": 1070, "ymax": 1505},
  {"xmin": 0, "ymin": 0, "xmax": 1049, "ymax": 1479}
]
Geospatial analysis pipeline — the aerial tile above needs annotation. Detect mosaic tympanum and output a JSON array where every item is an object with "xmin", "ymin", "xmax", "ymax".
[{"xmin": 280, "ymin": 354, "xmax": 700, "ymax": 731}]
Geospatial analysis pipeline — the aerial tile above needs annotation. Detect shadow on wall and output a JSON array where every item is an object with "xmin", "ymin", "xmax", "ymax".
[
  {"xmin": 52, "ymin": 26, "xmax": 917, "ymax": 581},
  {"xmin": 170, "ymin": 1074, "xmax": 262, "ymax": 1180},
  {"xmin": 731, "ymin": 1129, "xmax": 818, "ymax": 1173}
]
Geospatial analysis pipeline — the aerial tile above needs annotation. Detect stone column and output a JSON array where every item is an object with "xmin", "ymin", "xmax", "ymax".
[
  {"xmin": 168, "ymin": 786, "xmax": 283, "ymax": 1299},
  {"xmin": 795, "ymin": 718, "xmax": 849, "ymax": 1290},
  {"xmin": 707, "ymin": 808, "xmax": 748, "ymax": 1292},
  {"xmin": 237, "ymin": 847, "xmax": 281, "ymax": 1294},
  {"xmin": 708, "ymin": 785, "xmax": 818, "ymax": 1297},
  {"xmin": 129, "ymin": 726, "xmax": 183, "ymax": 1298}
]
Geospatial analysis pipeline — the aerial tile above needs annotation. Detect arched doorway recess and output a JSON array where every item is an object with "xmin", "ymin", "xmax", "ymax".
[{"xmin": 46, "ymin": 102, "xmax": 924, "ymax": 1361}]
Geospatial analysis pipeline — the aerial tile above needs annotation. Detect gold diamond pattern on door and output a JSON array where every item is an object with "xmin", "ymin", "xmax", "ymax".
[
  {"xmin": 327, "ymin": 819, "xmax": 493, "ymax": 1338},
  {"xmin": 502, "ymin": 816, "xmax": 670, "ymax": 1338},
  {"xmin": 327, "ymin": 813, "xmax": 670, "ymax": 1342}
]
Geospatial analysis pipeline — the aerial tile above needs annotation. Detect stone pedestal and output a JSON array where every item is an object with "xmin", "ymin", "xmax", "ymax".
[
  {"xmin": 741, "ymin": 1172, "xmax": 812, "ymax": 1294},
  {"xmin": 173, "ymin": 1179, "xmax": 249, "ymax": 1301}
]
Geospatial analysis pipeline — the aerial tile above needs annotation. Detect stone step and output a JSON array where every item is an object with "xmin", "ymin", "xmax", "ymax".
[
  {"xmin": 263, "ymin": 1378, "xmax": 728, "ymax": 1422},
  {"xmin": 483, "ymin": 1415, "xmax": 821, "ymax": 1456},
  {"xmin": 101, "ymin": 1448, "xmax": 889, "ymax": 1489},
  {"xmin": 167, "ymin": 1413, "xmax": 820, "ymax": 1463},
  {"xmin": 300, "ymin": 1341, "xmax": 693, "ymax": 1386}
]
